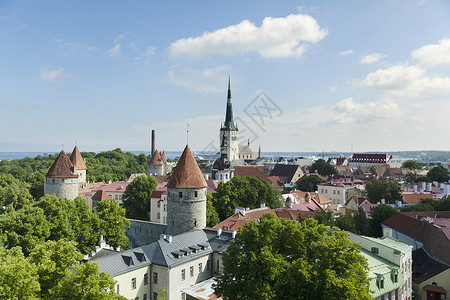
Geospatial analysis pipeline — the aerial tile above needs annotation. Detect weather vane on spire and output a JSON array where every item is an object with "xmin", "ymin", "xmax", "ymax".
[{"xmin": 186, "ymin": 120, "xmax": 190, "ymax": 145}]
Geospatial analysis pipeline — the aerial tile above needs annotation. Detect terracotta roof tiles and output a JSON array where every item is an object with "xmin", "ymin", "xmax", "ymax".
[
  {"xmin": 91, "ymin": 190, "xmax": 111, "ymax": 201},
  {"xmin": 69, "ymin": 146, "xmax": 87, "ymax": 170},
  {"xmin": 167, "ymin": 146, "xmax": 207, "ymax": 189},
  {"xmin": 46, "ymin": 150, "xmax": 78, "ymax": 178},
  {"xmin": 149, "ymin": 150, "xmax": 163, "ymax": 166}
]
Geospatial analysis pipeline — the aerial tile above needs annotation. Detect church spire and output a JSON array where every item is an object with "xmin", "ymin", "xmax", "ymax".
[{"xmin": 224, "ymin": 75, "xmax": 237, "ymax": 130}]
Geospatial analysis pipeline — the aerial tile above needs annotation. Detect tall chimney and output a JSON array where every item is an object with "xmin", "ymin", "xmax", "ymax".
[{"xmin": 151, "ymin": 129, "xmax": 155, "ymax": 155}]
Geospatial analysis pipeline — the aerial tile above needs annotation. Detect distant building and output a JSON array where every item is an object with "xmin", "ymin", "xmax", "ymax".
[
  {"xmin": 148, "ymin": 150, "xmax": 169, "ymax": 176},
  {"xmin": 349, "ymin": 154, "xmax": 402, "ymax": 168},
  {"xmin": 317, "ymin": 178, "xmax": 365, "ymax": 205},
  {"xmin": 269, "ymin": 164, "xmax": 304, "ymax": 185}
]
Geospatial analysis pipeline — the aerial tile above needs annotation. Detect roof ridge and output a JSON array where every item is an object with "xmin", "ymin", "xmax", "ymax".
[
  {"xmin": 167, "ymin": 146, "xmax": 207, "ymax": 189},
  {"xmin": 46, "ymin": 150, "xmax": 78, "ymax": 178},
  {"xmin": 69, "ymin": 146, "xmax": 87, "ymax": 170}
]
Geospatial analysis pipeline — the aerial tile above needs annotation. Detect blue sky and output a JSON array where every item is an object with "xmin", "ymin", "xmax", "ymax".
[{"xmin": 1, "ymin": 0, "xmax": 450, "ymax": 153}]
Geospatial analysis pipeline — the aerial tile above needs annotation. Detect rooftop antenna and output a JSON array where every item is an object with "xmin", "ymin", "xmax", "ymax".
[
  {"xmin": 186, "ymin": 120, "xmax": 190, "ymax": 146},
  {"xmin": 61, "ymin": 144, "xmax": 64, "ymax": 151}
]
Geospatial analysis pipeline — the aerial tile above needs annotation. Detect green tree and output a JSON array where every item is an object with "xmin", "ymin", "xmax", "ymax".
[
  {"xmin": 0, "ymin": 246, "xmax": 40, "ymax": 299},
  {"xmin": 206, "ymin": 192, "xmax": 219, "ymax": 227},
  {"xmin": 366, "ymin": 179, "xmax": 401, "ymax": 204},
  {"xmin": 213, "ymin": 176, "xmax": 283, "ymax": 220},
  {"xmin": 28, "ymin": 239, "xmax": 83, "ymax": 299},
  {"xmin": 0, "ymin": 174, "xmax": 33, "ymax": 211},
  {"xmin": 335, "ymin": 214, "xmax": 356, "ymax": 232},
  {"xmin": 308, "ymin": 159, "xmax": 338, "ymax": 177},
  {"xmin": 94, "ymin": 199, "xmax": 130, "ymax": 250},
  {"xmin": 353, "ymin": 207, "xmax": 370, "ymax": 235},
  {"xmin": 402, "ymin": 160, "xmax": 423, "ymax": 170},
  {"xmin": 427, "ymin": 166, "xmax": 450, "ymax": 182},
  {"xmin": 49, "ymin": 261, "xmax": 126, "ymax": 300},
  {"xmin": 296, "ymin": 175, "xmax": 326, "ymax": 192},
  {"xmin": 122, "ymin": 175, "xmax": 157, "ymax": 220},
  {"xmin": 369, "ymin": 204, "xmax": 396, "ymax": 237},
  {"xmin": 313, "ymin": 210, "xmax": 334, "ymax": 227},
  {"xmin": 214, "ymin": 214, "xmax": 371, "ymax": 300}
]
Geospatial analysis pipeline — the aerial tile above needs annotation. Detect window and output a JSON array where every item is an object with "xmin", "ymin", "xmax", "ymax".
[
  {"xmin": 131, "ymin": 277, "xmax": 136, "ymax": 289},
  {"xmin": 194, "ymin": 191, "xmax": 198, "ymax": 197},
  {"xmin": 163, "ymin": 204, "xmax": 166, "ymax": 211},
  {"xmin": 115, "ymin": 195, "xmax": 118, "ymax": 200},
  {"xmin": 153, "ymin": 272, "xmax": 158, "ymax": 284},
  {"xmin": 153, "ymin": 292, "xmax": 158, "ymax": 300},
  {"xmin": 199, "ymin": 263, "xmax": 202, "ymax": 272},
  {"xmin": 207, "ymin": 260, "xmax": 211, "ymax": 270},
  {"xmin": 157, "ymin": 202, "xmax": 160, "ymax": 208},
  {"xmin": 179, "ymin": 192, "xmax": 182, "ymax": 198},
  {"xmin": 371, "ymin": 247, "xmax": 379, "ymax": 254},
  {"xmin": 157, "ymin": 213, "xmax": 160, "ymax": 219},
  {"xmin": 333, "ymin": 190, "xmax": 336, "ymax": 194},
  {"xmin": 337, "ymin": 190, "xmax": 340, "ymax": 195},
  {"xmin": 135, "ymin": 297, "xmax": 139, "ymax": 300},
  {"xmin": 321, "ymin": 189, "xmax": 324, "ymax": 193},
  {"xmin": 190, "ymin": 266, "xmax": 194, "ymax": 277},
  {"xmin": 144, "ymin": 273, "xmax": 149, "ymax": 285},
  {"xmin": 194, "ymin": 218, "xmax": 197, "ymax": 227},
  {"xmin": 181, "ymin": 269, "xmax": 185, "ymax": 280},
  {"xmin": 217, "ymin": 260, "xmax": 220, "ymax": 272},
  {"xmin": 380, "ymin": 279, "xmax": 384, "ymax": 289},
  {"xmin": 394, "ymin": 273, "xmax": 398, "ymax": 283},
  {"xmin": 143, "ymin": 294, "xmax": 148, "ymax": 300}
]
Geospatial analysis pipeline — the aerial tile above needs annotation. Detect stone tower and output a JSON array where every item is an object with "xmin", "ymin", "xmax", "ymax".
[
  {"xmin": 44, "ymin": 150, "xmax": 79, "ymax": 200},
  {"xmin": 212, "ymin": 134, "xmax": 234, "ymax": 183},
  {"xmin": 166, "ymin": 145, "xmax": 207, "ymax": 236},
  {"xmin": 148, "ymin": 149, "xmax": 166, "ymax": 176},
  {"xmin": 220, "ymin": 76, "xmax": 239, "ymax": 162},
  {"xmin": 69, "ymin": 146, "xmax": 87, "ymax": 183}
]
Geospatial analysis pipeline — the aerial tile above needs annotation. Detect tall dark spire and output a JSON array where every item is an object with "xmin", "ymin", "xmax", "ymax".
[{"xmin": 223, "ymin": 76, "xmax": 237, "ymax": 130}]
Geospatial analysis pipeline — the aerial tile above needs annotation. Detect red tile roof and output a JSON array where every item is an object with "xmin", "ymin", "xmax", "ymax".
[
  {"xmin": 161, "ymin": 151, "xmax": 167, "ymax": 164},
  {"xmin": 233, "ymin": 166, "xmax": 270, "ymax": 182},
  {"xmin": 149, "ymin": 150, "xmax": 163, "ymax": 166},
  {"xmin": 167, "ymin": 146, "xmax": 207, "ymax": 189},
  {"xmin": 69, "ymin": 146, "xmax": 87, "ymax": 170},
  {"xmin": 402, "ymin": 193, "xmax": 433, "ymax": 205},
  {"xmin": 91, "ymin": 190, "xmax": 111, "ymax": 201},
  {"xmin": 46, "ymin": 150, "xmax": 78, "ymax": 178}
]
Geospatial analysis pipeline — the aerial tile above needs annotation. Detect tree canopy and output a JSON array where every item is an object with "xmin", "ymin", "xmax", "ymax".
[
  {"xmin": 402, "ymin": 160, "xmax": 423, "ymax": 170},
  {"xmin": 400, "ymin": 196, "xmax": 450, "ymax": 212},
  {"xmin": 296, "ymin": 174, "xmax": 326, "ymax": 192},
  {"xmin": 122, "ymin": 175, "xmax": 157, "ymax": 220},
  {"xmin": 308, "ymin": 159, "xmax": 338, "ymax": 177},
  {"xmin": 214, "ymin": 214, "xmax": 371, "ymax": 300},
  {"xmin": 212, "ymin": 176, "xmax": 284, "ymax": 221},
  {"xmin": 427, "ymin": 165, "xmax": 450, "ymax": 182},
  {"xmin": 365, "ymin": 179, "xmax": 401, "ymax": 204},
  {"xmin": 369, "ymin": 204, "xmax": 396, "ymax": 237}
]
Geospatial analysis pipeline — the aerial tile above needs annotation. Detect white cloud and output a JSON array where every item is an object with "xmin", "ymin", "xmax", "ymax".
[
  {"xmin": 39, "ymin": 68, "xmax": 73, "ymax": 82},
  {"xmin": 412, "ymin": 38, "xmax": 450, "ymax": 67},
  {"xmin": 168, "ymin": 14, "xmax": 327, "ymax": 59},
  {"xmin": 338, "ymin": 50, "xmax": 354, "ymax": 56},
  {"xmin": 332, "ymin": 97, "xmax": 401, "ymax": 123},
  {"xmin": 167, "ymin": 65, "xmax": 231, "ymax": 93},
  {"xmin": 107, "ymin": 44, "xmax": 121, "ymax": 58},
  {"xmin": 1, "ymin": 101, "xmax": 39, "ymax": 110},
  {"xmin": 361, "ymin": 65, "xmax": 450, "ymax": 97},
  {"xmin": 360, "ymin": 52, "xmax": 387, "ymax": 64}
]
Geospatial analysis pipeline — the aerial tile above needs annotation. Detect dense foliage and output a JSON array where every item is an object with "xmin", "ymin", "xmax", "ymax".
[
  {"xmin": 365, "ymin": 179, "xmax": 401, "ymax": 204},
  {"xmin": 401, "ymin": 196, "xmax": 450, "ymax": 212},
  {"xmin": 314, "ymin": 207, "xmax": 370, "ymax": 236},
  {"xmin": 214, "ymin": 214, "xmax": 371, "ymax": 300},
  {"xmin": 0, "ymin": 149, "xmax": 150, "ymax": 191},
  {"xmin": 122, "ymin": 175, "xmax": 158, "ymax": 220},
  {"xmin": 296, "ymin": 174, "xmax": 326, "ymax": 192},
  {"xmin": 308, "ymin": 159, "xmax": 338, "ymax": 177},
  {"xmin": 426, "ymin": 165, "xmax": 450, "ymax": 182},
  {"xmin": 402, "ymin": 160, "xmax": 423, "ymax": 170},
  {"xmin": 369, "ymin": 204, "xmax": 396, "ymax": 237},
  {"xmin": 212, "ymin": 176, "xmax": 284, "ymax": 221}
]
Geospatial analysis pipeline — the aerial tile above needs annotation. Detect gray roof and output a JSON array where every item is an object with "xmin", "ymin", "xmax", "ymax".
[{"xmin": 92, "ymin": 230, "xmax": 224, "ymax": 276}]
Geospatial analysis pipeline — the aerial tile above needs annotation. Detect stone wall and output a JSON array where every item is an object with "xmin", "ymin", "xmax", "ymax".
[
  {"xmin": 126, "ymin": 219, "xmax": 167, "ymax": 248},
  {"xmin": 167, "ymin": 187, "xmax": 207, "ymax": 236},
  {"xmin": 44, "ymin": 177, "xmax": 79, "ymax": 200}
]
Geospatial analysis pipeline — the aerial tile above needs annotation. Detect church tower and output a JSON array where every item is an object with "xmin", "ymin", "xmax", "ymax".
[
  {"xmin": 220, "ymin": 77, "xmax": 239, "ymax": 162},
  {"xmin": 212, "ymin": 134, "xmax": 234, "ymax": 183},
  {"xmin": 166, "ymin": 146, "xmax": 207, "ymax": 236}
]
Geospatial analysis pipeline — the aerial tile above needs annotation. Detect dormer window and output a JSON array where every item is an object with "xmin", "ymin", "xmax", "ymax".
[{"xmin": 371, "ymin": 247, "xmax": 379, "ymax": 254}]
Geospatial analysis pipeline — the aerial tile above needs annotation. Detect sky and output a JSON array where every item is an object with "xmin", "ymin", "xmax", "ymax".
[{"xmin": 1, "ymin": 0, "xmax": 450, "ymax": 153}]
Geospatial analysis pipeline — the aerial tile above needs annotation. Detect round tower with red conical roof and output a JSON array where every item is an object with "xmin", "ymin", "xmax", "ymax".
[
  {"xmin": 166, "ymin": 145, "xmax": 207, "ymax": 236},
  {"xmin": 44, "ymin": 150, "xmax": 79, "ymax": 200}
]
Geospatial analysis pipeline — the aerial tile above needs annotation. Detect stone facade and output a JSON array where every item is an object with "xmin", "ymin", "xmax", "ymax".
[
  {"xmin": 44, "ymin": 177, "xmax": 79, "ymax": 200},
  {"xmin": 148, "ymin": 164, "xmax": 164, "ymax": 176},
  {"xmin": 167, "ymin": 187, "xmax": 207, "ymax": 236}
]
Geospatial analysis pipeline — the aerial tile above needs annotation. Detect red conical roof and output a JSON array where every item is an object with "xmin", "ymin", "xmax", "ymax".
[
  {"xmin": 69, "ymin": 146, "xmax": 87, "ymax": 170},
  {"xmin": 91, "ymin": 189, "xmax": 111, "ymax": 201},
  {"xmin": 161, "ymin": 151, "xmax": 167, "ymax": 164},
  {"xmin": 167, "ymin": 146, "xmax": 207, "ymax": 189},
  {"xmin": 46, "ymin": 150, "xmax": 78, "ymax": 178},
  {"xmin": 149, "ymin": 150, "xmax": 163, "ymax": 166}
]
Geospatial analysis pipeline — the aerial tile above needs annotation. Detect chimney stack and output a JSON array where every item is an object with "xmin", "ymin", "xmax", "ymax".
[{"xmin": 151, "ymin": 130, "xmax": 155, "ymax": 155}]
